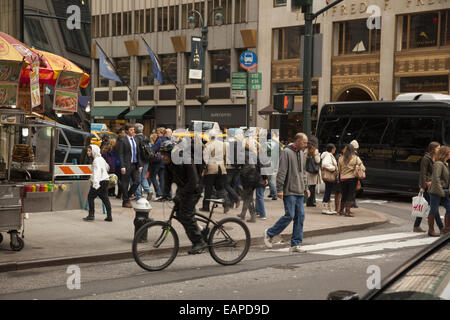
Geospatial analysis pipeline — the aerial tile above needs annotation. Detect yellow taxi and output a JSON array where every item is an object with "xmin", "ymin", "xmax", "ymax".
[{"xmin": 91, "ymin": 131, "xmax": 118, "ymax": 147}]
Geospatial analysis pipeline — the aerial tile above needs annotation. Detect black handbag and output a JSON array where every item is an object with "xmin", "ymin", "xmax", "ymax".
[{"xmin": 306, "ymin": 157, "xmax": 320, "ymax": 174}]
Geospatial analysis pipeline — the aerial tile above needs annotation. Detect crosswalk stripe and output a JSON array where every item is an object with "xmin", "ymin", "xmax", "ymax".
[
  {"xmin": 264, "ymin": 232, "xmax": 438, "ymax": 257},
  {"xmin": 313, "ymin": 237, "xmax": 437, "ymax": 256},
  {"xmin": 266, "ymin": 232, "xmax": 422, "ymax": 253}
]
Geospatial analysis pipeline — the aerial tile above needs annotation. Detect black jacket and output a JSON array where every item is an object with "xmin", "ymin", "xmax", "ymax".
[
  {"xmin": 164, "ymin": 162, "xmax": 202, "ymax": 199},
  {"xmin": 118, "ymin": 135, "xmax": 143, "ymax": 170}
]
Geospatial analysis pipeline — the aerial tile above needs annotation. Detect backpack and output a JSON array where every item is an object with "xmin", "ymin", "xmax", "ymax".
[
  {"xmin": 139, "ymin": 138, "xmax": 156, "ymax": 162},
  {"xmin": 306, "ymin": 155, "xmax": 321, "ymax": 174}
]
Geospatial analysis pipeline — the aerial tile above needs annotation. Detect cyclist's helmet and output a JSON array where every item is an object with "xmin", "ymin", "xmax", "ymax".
[{"xmin": 160, "ymin": 140, "xmax": 176, "ymax": 155}]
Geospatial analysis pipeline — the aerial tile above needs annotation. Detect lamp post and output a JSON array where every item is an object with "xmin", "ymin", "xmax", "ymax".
[{"xmin": 188, "ymin": 7, "xmax": 224, "ymax": 121}]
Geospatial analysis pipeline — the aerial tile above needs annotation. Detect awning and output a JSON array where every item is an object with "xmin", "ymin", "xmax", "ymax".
[
  {"xmin": 91, "ymin": 106, "xmax": 129, "ymax": 120},
  {"xmin": 124, "ymin": 106, "xmax": 154, "ymax": 119},
  {"xmin": 258, "ymin": 102, "xmax": 303, "ymax": 115}
]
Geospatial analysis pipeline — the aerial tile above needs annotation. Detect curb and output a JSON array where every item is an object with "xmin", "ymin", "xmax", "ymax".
[{"xmin": 0, "ymin": 215, "xmax": 388, "ymax": 273}]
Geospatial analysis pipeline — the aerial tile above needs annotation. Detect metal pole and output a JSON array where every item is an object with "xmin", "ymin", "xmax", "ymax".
[
  {"xmin": 201, "ymin": 26, "xmax": 208, "ymax": 121},
  {"xmin": 302, "ymin": 4, "xmax": 313, "ymax": 137},
  {"xmin": 246, "ymin": 71, "xmax": 250, "ymax": 128}
]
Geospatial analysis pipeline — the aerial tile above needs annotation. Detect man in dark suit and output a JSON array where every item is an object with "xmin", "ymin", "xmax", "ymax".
[{"xmin": 118, "ymin": 124, "xmax": 143, "ymax": 208}]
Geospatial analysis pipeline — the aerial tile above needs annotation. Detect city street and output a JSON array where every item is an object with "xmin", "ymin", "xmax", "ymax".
[{"xmin": 0, "ymin": 192, "xmax": 441, "ymax": 300}]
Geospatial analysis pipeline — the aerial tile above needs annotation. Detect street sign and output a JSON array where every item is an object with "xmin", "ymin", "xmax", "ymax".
[
  {"xmin": 231, "ymin": 72, "xmax": 247, "ymax": 90},
  {"xmin": 249, "ymin": 72, "xmax": 262, "ymax": 90},
  {"xmin": 239, "ymin": 51, "xmax": 258, "ymax": 72}
]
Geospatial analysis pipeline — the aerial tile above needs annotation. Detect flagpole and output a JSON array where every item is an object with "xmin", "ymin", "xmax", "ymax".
[
  {"xmin": 95, "ymin": 40, "xmax": 135, "ymax": 112},
  {"xmin": 140, "ymin": 36, "xmax": 179, "ymax": 91}
]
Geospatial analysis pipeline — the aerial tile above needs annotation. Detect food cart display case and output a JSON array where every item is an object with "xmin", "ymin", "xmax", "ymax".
[{"xmin": 0, "ymin": 108, "xmax": 91, "ymax": 215}]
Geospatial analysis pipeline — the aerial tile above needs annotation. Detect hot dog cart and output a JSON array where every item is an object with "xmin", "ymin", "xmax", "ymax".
[{"xmin": 0, "ymin": 108, "xmax": 91, "ymax": 250}]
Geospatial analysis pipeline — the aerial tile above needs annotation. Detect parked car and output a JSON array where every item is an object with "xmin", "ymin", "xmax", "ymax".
[
  {"xmin": 34, "ymin": 118, "xmax": 92, "ymax": 164},
  {"xmin": 327, "ymin": 234, "xmax": 450, "ymax": 300}
]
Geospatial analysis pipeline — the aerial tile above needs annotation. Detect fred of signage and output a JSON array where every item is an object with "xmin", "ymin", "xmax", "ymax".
[{"xmin": 30, "ymin": 59, "xmax": 41, "ymax": 108}]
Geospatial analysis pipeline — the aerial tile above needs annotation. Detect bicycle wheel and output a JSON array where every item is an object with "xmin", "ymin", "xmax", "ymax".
[
  {"xmin": 132, "ymin": 221, "xmax": 179, "ymax": 271},
  {"xmin": 208, "ymin": 217, "xmax": 251, "ymax": 266}
]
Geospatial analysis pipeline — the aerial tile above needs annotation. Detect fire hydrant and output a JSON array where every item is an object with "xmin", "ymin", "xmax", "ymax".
[{"xmin": 133, "ymin": 198, "xmax": 153, "ymax": 241}]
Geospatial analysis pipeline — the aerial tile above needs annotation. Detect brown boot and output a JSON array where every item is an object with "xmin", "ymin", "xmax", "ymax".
[
  {"xmin": 444, "ymin": 215, "xmax": 450, "ymax": 234},
  {"xmin": 335, "ymin": 193, "xmax": 342, "ymax": 215},
  {"xmin": 428, "ymin": 215, "xmax": 440, "ymax": 237}
]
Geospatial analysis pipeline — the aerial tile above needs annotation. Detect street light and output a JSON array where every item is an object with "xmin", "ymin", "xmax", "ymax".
[{"xmin": 188, "ymin": 7, "xmax": 224, "ymax": 121}]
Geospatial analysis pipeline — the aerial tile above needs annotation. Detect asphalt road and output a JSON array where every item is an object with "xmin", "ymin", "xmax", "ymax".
[{"xmin": 0, "ymin": 192, "xmax": 442, "ymax": 301}]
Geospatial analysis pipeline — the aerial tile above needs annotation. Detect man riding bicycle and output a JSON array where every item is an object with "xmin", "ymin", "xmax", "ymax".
[{"xmin": 160, "ymin": 140, "xmax": 208, "ymax": 255}]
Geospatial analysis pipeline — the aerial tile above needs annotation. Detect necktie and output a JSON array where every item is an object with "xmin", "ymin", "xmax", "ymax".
[{"xmin": 131, "ymin": 137, "xmax": 137, "ymax": 163}]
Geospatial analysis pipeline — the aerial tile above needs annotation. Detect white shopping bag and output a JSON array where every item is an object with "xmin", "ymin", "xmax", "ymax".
[{"xmin": 411, "ymin": 193, "xmax": 430, "ymax": 218}]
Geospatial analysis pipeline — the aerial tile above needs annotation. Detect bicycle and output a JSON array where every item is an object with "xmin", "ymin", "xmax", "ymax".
[{"xmin": 132, "ymin": 198, "xmax": 251, "ymax": 271}]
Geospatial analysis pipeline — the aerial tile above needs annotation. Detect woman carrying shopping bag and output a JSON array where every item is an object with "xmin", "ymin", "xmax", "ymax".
[
  {"xmin": 321, "ymin": 143, "xmax": 339, "ymax": 215},
  {"xmin": 428, "ymin": 145, "xmax": 450, "ymax": 236},
  {"xmin": 415, "ymin": 142, "xmax": 440, "ymax": 232},
  {"xmin": 338, "ymin": 144, "xmax": 365, "ymax": 217},
  {"xmin": 305, "ymin": 136, "xmax": 321, "ymax": 207}
]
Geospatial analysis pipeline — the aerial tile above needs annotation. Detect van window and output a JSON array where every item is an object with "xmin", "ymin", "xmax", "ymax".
[
  {"xmin": 318, "ymin": 117, "xmax": 349, "ymax": 146},
  {"xmin": 445, "ymin": 120, "xmax": 450, "ymax": 145},
  {"xmin": 342, "ymin": 118, "xmax": 366, "ymax": 144},
  {"xmin": 358, "ymin": 118, "xmax": 390, "ymax": 145},
  {"xmin": 390, "ymin": 118, "xmax": 438, "ymax": 148},
  {"xmin": 59, "ymin": 129, "xmax": 89, "ymax": 146}
]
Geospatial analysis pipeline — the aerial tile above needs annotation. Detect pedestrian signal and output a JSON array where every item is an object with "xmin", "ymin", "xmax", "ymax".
[{"xmin": 273, "ymin": 93, "xmax": 294, "ymax": 113}]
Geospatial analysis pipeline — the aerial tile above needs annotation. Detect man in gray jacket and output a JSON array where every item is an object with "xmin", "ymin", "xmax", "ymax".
[{"xmin": 263, "ymin": 133, "xmax": 310, "ymax": 253}]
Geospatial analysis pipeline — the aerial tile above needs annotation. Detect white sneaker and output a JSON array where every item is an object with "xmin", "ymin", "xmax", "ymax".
[
  {"xmin": 289, "ymin": 245, "xmax": 307, "ymax": 253},
  {"xmin": 263, "ymin": 229, "xmax": 273, "ymax": 248},
  {"xmin": 321, "ymin": 203, "xmax": 334, "ymax": 215}
]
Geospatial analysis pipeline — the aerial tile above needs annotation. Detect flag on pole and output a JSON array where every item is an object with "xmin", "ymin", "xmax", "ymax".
[
  {"xmin": 96, "ymin": 44, "xmax": 122, "ymax": 84},
  {"xmin": 142, "ymin": 40, "xmax": 163, "ymax": 84}
]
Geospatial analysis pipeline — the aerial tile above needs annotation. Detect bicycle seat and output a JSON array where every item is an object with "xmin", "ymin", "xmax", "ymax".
[{"xmin": 206, "ymin": 199, "xmax": 225, "ymax": 205}]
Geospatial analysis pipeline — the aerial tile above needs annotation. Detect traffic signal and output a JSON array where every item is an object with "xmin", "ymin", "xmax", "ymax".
[
  {"xmin": 291, "ymin": 0, "xmax": 313, "ymax": 11},
  {"xmin": 273, "ymin": 93, "xmax": 294, "ymax": 113}
]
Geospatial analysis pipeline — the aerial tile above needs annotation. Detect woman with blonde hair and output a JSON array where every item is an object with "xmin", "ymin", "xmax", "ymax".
[{"xmin": 338, "ymin": 144, "xmax": 365, "ymax": 217}]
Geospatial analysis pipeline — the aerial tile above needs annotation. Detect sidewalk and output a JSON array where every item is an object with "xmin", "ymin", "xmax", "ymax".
[{"xmin": 0, "ymin": 195, "xmax": 388, "ymax": 272}]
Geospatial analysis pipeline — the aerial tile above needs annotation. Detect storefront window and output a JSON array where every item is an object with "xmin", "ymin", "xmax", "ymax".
[
  {"xmin": 398, "ymin": 75, "xmax": 449, "ymax": 94},
  {"xmin": 411, "ymin": 12, "xmax": 439, "ymax": 48},
  {"xmin": 441, "ymin": 10, "xmax": 450, "ymax": 47},
  {"xmin": 114, "ymin": 57, "xmax": 130, "ymax": 85},
  {"xmin": 400, "ymin": 10, "xmax": 449, "ymax": 49},
  {"xmin": 336, "ymin": 19, "xmax": 380, "ymax": 55},
  {"xmin": 159, "ymin": 54, "xmax": 177, "ymax": 85},
  {"xmin": 273, "ymin": 25, "xmax": 320, "ymax": 60},
  {"xmin": 210, "ymin": 50, "xmax": 231, "ymax": 83},
  {"xmin": 140, "ymin": 57, "xmax": 154, "ymax": 86}
]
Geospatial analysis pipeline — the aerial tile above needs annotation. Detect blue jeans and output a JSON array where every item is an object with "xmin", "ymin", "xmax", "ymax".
[
  {"xmin": 323, "ymin": 181, "xmax": 335, "ymax": 203},
  {"xmin": 135, "ymin": 164, "xmax": 152, "ymax": 199},
  {"xmin": 255, "ymin": 187, "xmax": 266, "ymax": 218},
  {"xmin": 268, "ymin": 175, "xmax": 277, "ymax": 197},
  {"xmin": 149, "ymin": 166, "xmax": 165, "ymax": 198},
  {"xmin": 429, "ymin": 193, "xmax": 448, "ymax": 230},
  {"xmin": 267, "ymin": 195, "xmax": 305, "ymax": 247}
]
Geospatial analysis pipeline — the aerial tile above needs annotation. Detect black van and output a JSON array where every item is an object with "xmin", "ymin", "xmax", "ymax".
[
  {"xmin": 34, "ymin": 119, "xmax": 92, "ymax": 164},
  {"xmin": 316, "ymin": 100, "xmax": 450, "ymax": 195}
]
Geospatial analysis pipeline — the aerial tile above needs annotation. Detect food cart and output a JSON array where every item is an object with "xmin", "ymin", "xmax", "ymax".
[{"xmin": 0, "ymin": 108, "xmax": 91, "ymax": 250}]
